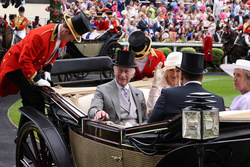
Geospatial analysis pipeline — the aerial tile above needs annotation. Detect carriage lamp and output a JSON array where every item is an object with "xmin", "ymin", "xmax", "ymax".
[{"xmin": 182, "ymin": 92, "xmax": 219, "ymax": 140}]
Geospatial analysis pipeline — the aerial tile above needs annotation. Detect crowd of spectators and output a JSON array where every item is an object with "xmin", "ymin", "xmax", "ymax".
[{"xmin": 60, "ymin": 0, "xmax": 249, "ymax": 42}]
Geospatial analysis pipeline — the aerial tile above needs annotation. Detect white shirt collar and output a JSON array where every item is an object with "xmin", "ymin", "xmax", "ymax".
[
  {"xmin": 184, "ymin": 81, "xmax": 201, "ymax": 86},
  {"xmin": 57, "ymin": 24, "xmax": 61, "ymax": 41},
  {"xmin": 114, "ymin": 79, "xmax": 130, "ymax": 91}
]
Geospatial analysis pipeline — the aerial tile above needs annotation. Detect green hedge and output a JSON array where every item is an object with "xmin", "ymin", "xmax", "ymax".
[
  {"xmin": 157, "ymin": 47, "xmax": 172, "ymax": 58},
  {"xmin": 212, "ymin": 48, "xmax": 224, "ymax": 67},
  {"xmin": 180, "ymin": 47, "xmax": 196, "ymax": 52}
]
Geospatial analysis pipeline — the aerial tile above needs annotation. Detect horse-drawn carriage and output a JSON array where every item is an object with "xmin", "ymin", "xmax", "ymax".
[
  {"xmin": 15, "ymin": 79, "xmax": 250, "ymax": 167},
  {"xmin": 56, "ymin": 28, "xmax": 123, "ymax": 82}
]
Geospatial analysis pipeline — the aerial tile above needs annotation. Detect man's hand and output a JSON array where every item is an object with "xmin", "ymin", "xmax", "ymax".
[
  {"xmin": 34, "ymin": 78, "xmax": 51, "ymax": 87},
  {"xmin": 94, "ymin": 110, "xmax": 110, "ymax": 121},
  {"xmin": 152, "ymin": 62, "xmax": 165, "ymax": 87},
  {"xmin": 44, "ymin": 71, "xmax": 51, "ymax": 81}
]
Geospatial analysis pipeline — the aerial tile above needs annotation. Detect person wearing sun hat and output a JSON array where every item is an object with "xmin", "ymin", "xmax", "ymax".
[
  {"xmin": 126, "ymin": 31, "xmax": 166, "ymax": 80},
  {"xmin": 89, "ymin": 50, "xmax": 147, "ymax": 126},
  {"xmin": 147, "ymin": 52, "xmax": 182, "ymax": 117},
  {"xmin": 0, "ymin": 13, "xmax": 91, "ymax": 130},
  {"xmin": 148, "ymin": 51, "xmax": 225, "ymax": 123},
  {"xmin": 221, "ymin": 59, "xmax": 250, "ymax": 110}
]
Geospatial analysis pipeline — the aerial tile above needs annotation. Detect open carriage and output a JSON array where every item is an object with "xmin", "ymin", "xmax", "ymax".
[{"xmin": 15, "ymin": 78, "xmax": 250, "ymax": 167}]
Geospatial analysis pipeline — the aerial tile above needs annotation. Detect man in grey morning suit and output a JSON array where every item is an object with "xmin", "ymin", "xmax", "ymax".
[
  {"xmin": 88, "ymin": 50, "xmax": 147, "ymax": 126},
  {"xmin": 148, "ymin": 51, "xmax": 225, "ymax": 123}
]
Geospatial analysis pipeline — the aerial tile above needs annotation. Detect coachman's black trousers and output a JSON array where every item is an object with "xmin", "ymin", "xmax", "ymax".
[{"xmin": 7, "ymin": 69, "xmax": 45, "ymax": 131}]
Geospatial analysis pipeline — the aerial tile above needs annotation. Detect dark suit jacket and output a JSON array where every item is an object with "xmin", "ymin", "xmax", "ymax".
[
  {"xmin": 148, "ymin": 83, "xmax": 225, "ymax": 123},
  {"xmin": 152, "ymin": 22, "xmax": 160, "ymax": 33},
  {"xmin": 234, "ymin": 15, "xmax": 244, "ymax": 26},
  {"xmin": 88, "ymin": 80, "xmax": 148, "ymax": 125},
  {"xmin": 164, "ymin": 18, "xmax": 176, "ymax": 27},
  {"xmin": 138, "ymin": 19, "xmax": 148, "ymax": 32},
  {"xmin": 213, "ymin": 33, "xmax": 220, "ymax": 42}
]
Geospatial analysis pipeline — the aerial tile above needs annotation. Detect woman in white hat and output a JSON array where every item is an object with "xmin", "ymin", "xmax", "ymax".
[
  {"xmin": 221, "ymin": 59, "xmax": 250, "ymax": 110},
  {"xmin": 147, "ymin": 52, "xmax": 182, "ymax": 116}
]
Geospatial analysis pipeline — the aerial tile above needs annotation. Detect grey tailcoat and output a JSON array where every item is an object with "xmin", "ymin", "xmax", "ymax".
[{"xmin": 88, "ymin": 80, "xmax": 148, "ymax": 125}]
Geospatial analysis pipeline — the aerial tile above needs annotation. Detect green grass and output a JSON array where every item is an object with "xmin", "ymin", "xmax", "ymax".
[
  {"xmin": 202, "ymin": 75, "xmax": 240, "ymax": 107},
  {"xmin": 8, "ymin": 75, "xmax": 240, "ymax": 126},
  {"xmin": 9, "ymin": 99, "xmax": 22, "ymax": 127}
]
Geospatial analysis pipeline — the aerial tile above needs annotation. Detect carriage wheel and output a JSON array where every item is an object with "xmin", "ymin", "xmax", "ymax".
[
  {"xmin": 16, "ymin": 121, "xmax": 57, "ymax": 167},
  {"xmin": 102, "ymin": 42, "xmax": 123, "ymax": 78},
  {"xmin": 57, "ymin": 53, "xmax": 89, "ymax": 82}
]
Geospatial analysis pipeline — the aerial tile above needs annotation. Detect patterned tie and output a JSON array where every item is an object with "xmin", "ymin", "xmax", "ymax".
[{"xmin": 121, "ymin": 88, "xmax": 130, "ymax": 102}]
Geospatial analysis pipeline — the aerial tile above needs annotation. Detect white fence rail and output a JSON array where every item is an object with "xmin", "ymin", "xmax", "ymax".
[{"xmin": 118, "ymin": 42, "xmax": 227, "ymax": 63}]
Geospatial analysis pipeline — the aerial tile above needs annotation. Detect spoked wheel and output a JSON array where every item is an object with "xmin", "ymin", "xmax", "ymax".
[
  {"xmin": 57, "ymin": 53, "xmax": 89, "ymax": 82},
  {"xmin": 103, "ymin": 42, "xmax": 123, "ymax": 61},
  {"xmin": 16, "ymin": 121, "xmax": 57, "ymax": 167},
  {"xmin": 102, "ymin": 42, "xmax": 123, "ymax": 78}
]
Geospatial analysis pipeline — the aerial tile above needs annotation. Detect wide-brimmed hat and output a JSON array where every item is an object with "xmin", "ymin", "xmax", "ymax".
[
  {"xmin": 220, "ymin": 59, "xmax": 250, "ymax": 77},
  {"xmin": 64, "ymin": 13, "xmax": 91, "ymax": 43},
  {"xmin": 177, "ymin": 51, "xmax": 206, "ymax": 75},
  {"xmin": 164, "ymin": 52, "xmax": 182, "ymax": 70},
  {"xmin": 114, "ymin": 50, "xmax": 137, "ymax": 68},
  {"xmin": 128, "ymin": 31, "xmax": 152, "ymax": 59}
]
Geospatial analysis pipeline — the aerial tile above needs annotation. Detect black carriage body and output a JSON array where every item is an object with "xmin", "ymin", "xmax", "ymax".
[{"xmin": 18, "ymin": 86, "xmax": 250, "ymax": 167}]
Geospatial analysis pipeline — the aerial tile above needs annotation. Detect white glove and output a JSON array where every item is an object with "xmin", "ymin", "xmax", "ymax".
[
  {"xmin": 152, "ymin": 62, "xmax": 165, "ymax": 87},
  {"xmin": 110, "ymin": 25, "xmax": 114, "ymax": 29},
  {"xmin": 12, "ymin": 27, "xmax": 16, "ymax": 31},
  {"xmin": 44, "ymin": 71, "xmax": 51, "ymax": 81},
  {"xmin": 34, "ymin": 78, "xmax": 51, "ymax": 87}
]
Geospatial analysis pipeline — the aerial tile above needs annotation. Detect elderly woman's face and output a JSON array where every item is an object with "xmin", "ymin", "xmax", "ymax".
[
  {"xmin": 166, "ymin": 68, "xmax": 181, "ymax": 86},
  {"xmin": 233, "ymin": 68, "xmax": 248, "ymax": 94}
]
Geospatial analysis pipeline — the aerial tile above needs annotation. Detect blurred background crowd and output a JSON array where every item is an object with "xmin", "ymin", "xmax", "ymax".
[{"xmin": 2, "ymin": 0, "xmax": 250, "ymax": 43}]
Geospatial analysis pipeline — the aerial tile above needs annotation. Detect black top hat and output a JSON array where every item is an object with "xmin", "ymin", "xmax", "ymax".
[
  {"xmin": 35, "ymin": 16, "xmax": 39, "ymax": 20},
  {"xmin": 18, "ymin": 6, "xmax": 25, "ymax": 12},
  {"xmin": 128, "ymin": 31, "xmax": 152, "ymax": 59},
  {"xmin": 97, "ymin": 12, "xmax": 102, "ymax": 17},
  {"xmin": 245, "ymin": 14, "xmax": 250, "ymax": 19},
  {"xmin": 64, "ymin": 12, "xmax": 91, "ymax": 43},
  {"xmin": 114, "ymin": 50, "xmax": 137, "ymax": 68},
  {"xmin": 9, "ymin": 14, "xmax": 16, "ymax": 20},
  {"xmin": 106, "ymin": 11, "xmax": 113, "ymax": 17},
  {"xmin": 177, "ymin": 51, "xmax": 206, "ymax": 75}
]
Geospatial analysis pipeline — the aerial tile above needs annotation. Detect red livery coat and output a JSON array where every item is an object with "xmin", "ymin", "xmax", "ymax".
[
  {"xmin": 104, "ymin": 18, "xmax": 118, "ymax": 33},
  {"xmin": 201, "ymin": 35, "xmax": 213, "ymax": 61},
  {"xmin": 124, "ymin": 48, "xmax": 166, "ymax": 80},
  {"xmin": 236, "ymin": 21, "xmax": 250, "ymax": 34},
  {"xmin": 11, "ymin": 16, "xmax": 28, "ymax": 30},
  {"xmin": 94, "ymin": 20, "xmax": 106, "ymax": 31},
  {"xmin": 0, "ymin": 24, "xmax": 67, "ymax": 97}
]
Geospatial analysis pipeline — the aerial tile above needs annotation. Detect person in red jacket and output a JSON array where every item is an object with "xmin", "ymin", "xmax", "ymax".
[
  {"xmin": 201, "ymin": 27, "xmax": 215, "ymax": 72},
  {"xmin": 104, "ymin": 11, "xmax": 119, "ymax": 33},
  {"xmin": 94, "ymin": 12, "xmax": 106, "ymax": 31},
  {"xmin": 126, "ymin": 31, "xmax": 166, "ymax": 80},
  {"xmin": 11, "ymin": 6, "xmax": 28, "ymax": 43},
  {"xmin": 0, "ymin": 13, "xmax": 91, "ymax": 128}
]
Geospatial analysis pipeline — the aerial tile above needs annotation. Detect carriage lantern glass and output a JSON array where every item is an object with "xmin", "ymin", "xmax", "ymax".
[{"xmin": 182, "ymin": 92, "xmax": 219, "ymax": 140}]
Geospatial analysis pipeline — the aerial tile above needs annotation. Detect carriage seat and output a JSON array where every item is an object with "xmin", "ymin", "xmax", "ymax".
[
  {"xmin": 51, "ymin": 56, "xmax": 113, "ymax": 75},
  {"xmin": 219, "ymin": 110, "xmax": 250, "ymax": 121},
  {"xmin": 53, "ymin": 87, "xmax": 150, "ymax": 116}
]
